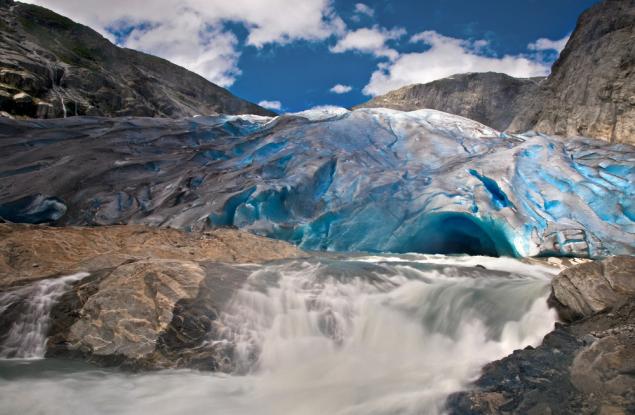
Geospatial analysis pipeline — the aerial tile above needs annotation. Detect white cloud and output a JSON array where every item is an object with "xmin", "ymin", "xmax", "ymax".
[
  {"xmin": 258, "ymin": 100, "xmax": 282, "ymax": 110},
  {"xmin": 330, "ymin": 84, "xmax": 353, "ymax": 94},
  {"xmin": 528, "ymin": 34, "xmax": 570, "ymax": 53},
  {"xmin": 330, "ymin": 26, "xmax": 406, "ymax": 60},
  {"xmin": 21, "ymin": 0, "xmax": 346, "ymax": 86},
  {"xmin": 363, "ymin": 31, "xmax": 551, "ymax": 96},
  {"xmin": 354, "ymin": 3, "xmax": 374, "ymax": 17},
  {"xmin": 125, "ymin": 17, "xmax": 241, "ymax": 87}
]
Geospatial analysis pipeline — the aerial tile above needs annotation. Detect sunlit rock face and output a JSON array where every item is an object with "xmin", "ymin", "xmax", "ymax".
[{"xmin": 0, "ymin": 108, "xmax": 633, "ymax": 257}]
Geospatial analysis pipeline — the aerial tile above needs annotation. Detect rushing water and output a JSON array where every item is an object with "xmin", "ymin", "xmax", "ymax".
[
  {"xmin": 0, "ymin": 272, "xmax": 89, "ymax": 359},
  {"xmin": 0, "ymin": 255, "xmax": 558, "ymax": 415}
]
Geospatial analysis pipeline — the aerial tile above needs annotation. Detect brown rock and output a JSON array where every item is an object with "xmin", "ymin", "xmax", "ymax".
[
  {"xmin": 0, "ymin": 223, "xmax": 303, "ymax": 288},
  {"xmin": 64, "ymin": 259, "xmax": 206, "ymax": 363}
]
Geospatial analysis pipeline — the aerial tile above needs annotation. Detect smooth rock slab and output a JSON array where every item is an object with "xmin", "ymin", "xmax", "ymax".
[{"xmin": 550, "ymin": 256, "xmax": 635, "ymax": 322}]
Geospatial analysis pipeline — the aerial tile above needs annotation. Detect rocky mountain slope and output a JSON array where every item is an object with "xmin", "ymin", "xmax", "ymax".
[
  {"xmin": 356, "ymin": 0, "xmax": 635, "ymax": 145},
  {"xmin": 0, "ymin": 0, "xmax": 273, "ymax": 119},
  {"xmin": 508, "ymin": 0, "xmax": 635, "ymax": 144},
  {"xmin": 355, "ymin": 73, "xmax": 543, "ymax": 132}
]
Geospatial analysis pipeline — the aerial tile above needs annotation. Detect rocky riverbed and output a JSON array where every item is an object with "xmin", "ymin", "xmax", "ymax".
[
  {"xmin": 0, "ymin": 223, "xmax": 633, "ymax": 413},
  {"xmin": 447, "ymin": 256, "xmax": 635, "ymax": 414}
]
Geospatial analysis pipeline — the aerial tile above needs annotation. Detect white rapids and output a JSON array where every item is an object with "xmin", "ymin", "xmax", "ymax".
[
  {"xmin": 0, "ymin": 272, "xmax": 89, "ymax": 359},
  {"xmin": 0, "ymin": 255, "xmax": 558, "ymax": 415}
]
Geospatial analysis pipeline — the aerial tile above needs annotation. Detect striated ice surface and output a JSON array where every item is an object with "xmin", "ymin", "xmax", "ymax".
[{"xmin": 0, "ymin": 108, "xmax": 633, "ymax": 257}]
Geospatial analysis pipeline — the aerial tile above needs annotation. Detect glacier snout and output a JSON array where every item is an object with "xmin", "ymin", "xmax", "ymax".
[{"xmin": 0, "ymin": 108, "xmax": 633, "ymax": 258}]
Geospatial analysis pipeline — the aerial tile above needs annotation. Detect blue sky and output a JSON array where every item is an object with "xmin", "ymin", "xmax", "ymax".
[{"xmin": 26, "ymin": 0, "xmax": 599, "ymax": 112}]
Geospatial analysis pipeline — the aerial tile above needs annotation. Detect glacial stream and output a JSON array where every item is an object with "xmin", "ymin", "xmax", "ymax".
[{"xmin": 0, "ymin": 254, "xmax": 558, "ymax": 415}]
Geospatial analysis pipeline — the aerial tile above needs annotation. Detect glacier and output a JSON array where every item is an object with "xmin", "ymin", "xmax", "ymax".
[{"xmin": 0, "ymin": 108, "xmax": 633, "ymax": 258}]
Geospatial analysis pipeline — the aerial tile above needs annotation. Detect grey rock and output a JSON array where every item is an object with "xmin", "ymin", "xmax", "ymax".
[
  {"xmin": 355, "ymin": 0, "xmax": 635, "ymax": 145},
  {"xmin": 0, "ymin": 0, "xmax": 273, "ymax": 119},
  {"xmin": 447, "ymin": 257, "xmax": 635, "ymax": 414},
  {"xmin": 550, "ymin": 256, "xmax": 635, "ymax": 322},
  {"xmin": 355, "ymin": 72, "xmax": 543, "ymax": 131},
  {"xmin": 0, "ymin": 222, "xmax": 302, "ymax": 369},
  {"xmin": 508, "ymin": 0, "xmax": 635, "ymax": 145}
]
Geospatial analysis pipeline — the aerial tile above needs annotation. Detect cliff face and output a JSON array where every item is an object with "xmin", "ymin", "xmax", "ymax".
[
  {"xmin": 354, "ymin": 73, "xmax": 543, "ymax": 132},
  {"xmin": 0, "ymin": 1, "xmax": 274, "ymax": 118},
  {"xmin": 508, "ymin": 0, "xmax": 635, "ymax": 144},
  {"xmin": 356, "ymin": 0, "xmax": 635, "ymax": 144}
]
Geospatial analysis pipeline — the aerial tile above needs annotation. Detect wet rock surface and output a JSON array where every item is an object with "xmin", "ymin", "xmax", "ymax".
[
  {"xmin": 46, "ymin": 260, "xmax": 256, "ymax": 370},
  {"xmin": 0, "ymin": 1, "xmax": 272, "ymax": 119},
  {"xmin": 0, "ymin": 223, "xmax": 303, "ymax": 369},
  {"xmin": 447, "ymin": 256, "xmax": 635, "ymax": 414}
]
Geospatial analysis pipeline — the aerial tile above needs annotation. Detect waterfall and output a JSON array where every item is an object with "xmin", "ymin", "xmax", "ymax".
[
  {"xmin": 47, "ymin": 64, "xmax": 67, "ymax": 118},
  {"xmin": 0, "ymin": 256, "xmax": 558, "ymax": 415},
  {"xmin": 0, "ymin": 272, "xmax": 89, "ymax": 359}
]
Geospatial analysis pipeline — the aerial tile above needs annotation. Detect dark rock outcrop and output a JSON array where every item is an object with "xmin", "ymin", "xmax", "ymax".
[
  {"xmin": 447, "ymin": 256, "xmax": 635, "ymax": 414},
  {"xmin": 0, "ymin": 0, "xmax": 273, "ymax": 118},
  {"xmin": 508, "ymin": 0, "xmax": 635, "ymax": 144},
  {"xmin": 355, "ymin": 73, "xmax": 543, "ymax": 131},
  {"xmin": 356, "ymin": 0, "xmax": 635, "ymax": 145}
]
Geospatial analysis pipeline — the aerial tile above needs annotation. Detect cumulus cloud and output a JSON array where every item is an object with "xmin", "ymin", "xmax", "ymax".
[
  {"xmin": 527, "ymin": 34, "xmax": 570, "ymax": 53},
  {"xmin": 330, "ymin": 26, "xmax": 406, "ymax": 60},
  {"xmin": 124, "ymin": 17, "xmax": 241, "ymax": 87},
  {"xmin": 353, "ymin": 3, "xmax": 374, "ymax": 18},
  {"xmin": 363, "ymin": 31, "xmax": 551, "ymax": 96},
  {"xmin": 258, "ymin": 100, "xmax": 282, "ymax": 110},
  {"xmin": 330, "ymin": 84, "xmax": 353, "ymax": 94},
  {"xmin": 22, "ymin": 0, "xmax": 345, "ymax": 86}
]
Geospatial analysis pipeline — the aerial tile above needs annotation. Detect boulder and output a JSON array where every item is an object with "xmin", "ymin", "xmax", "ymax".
[
  {"xmin": 0, "ymin": 223, "xmax": 303, "ymax": 369},
  {"xmin": 49, "ymin": 259, "xmax": 207, "ymax": 367},
  {"xmin": 550, "ymin": 256, "xmax": 635, "ymax": 322},
  {"xmin": 447, "ymin": 256, "xmax": 635, "ymax": 414}
]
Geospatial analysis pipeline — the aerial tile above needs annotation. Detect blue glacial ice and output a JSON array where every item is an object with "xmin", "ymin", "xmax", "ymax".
[{"xmin": 0, "ymin": 108, "xmax": 633, "ymax": 257}]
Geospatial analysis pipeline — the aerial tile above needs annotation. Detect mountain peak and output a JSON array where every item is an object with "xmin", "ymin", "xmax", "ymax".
[{"xmin": 0, "ymin": 1, "xmax": 274, "ymax": 119}]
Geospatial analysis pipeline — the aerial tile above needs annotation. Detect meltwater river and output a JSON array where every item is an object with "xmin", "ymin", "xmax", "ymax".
[{"xmin": 0, "ymin": 254, "xmax": 558, "ymax": 415}]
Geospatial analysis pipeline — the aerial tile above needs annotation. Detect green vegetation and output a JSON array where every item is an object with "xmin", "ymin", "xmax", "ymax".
[{"xmin": 17, "ymin": 4, "xmax": 74, "ymax": 31}]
